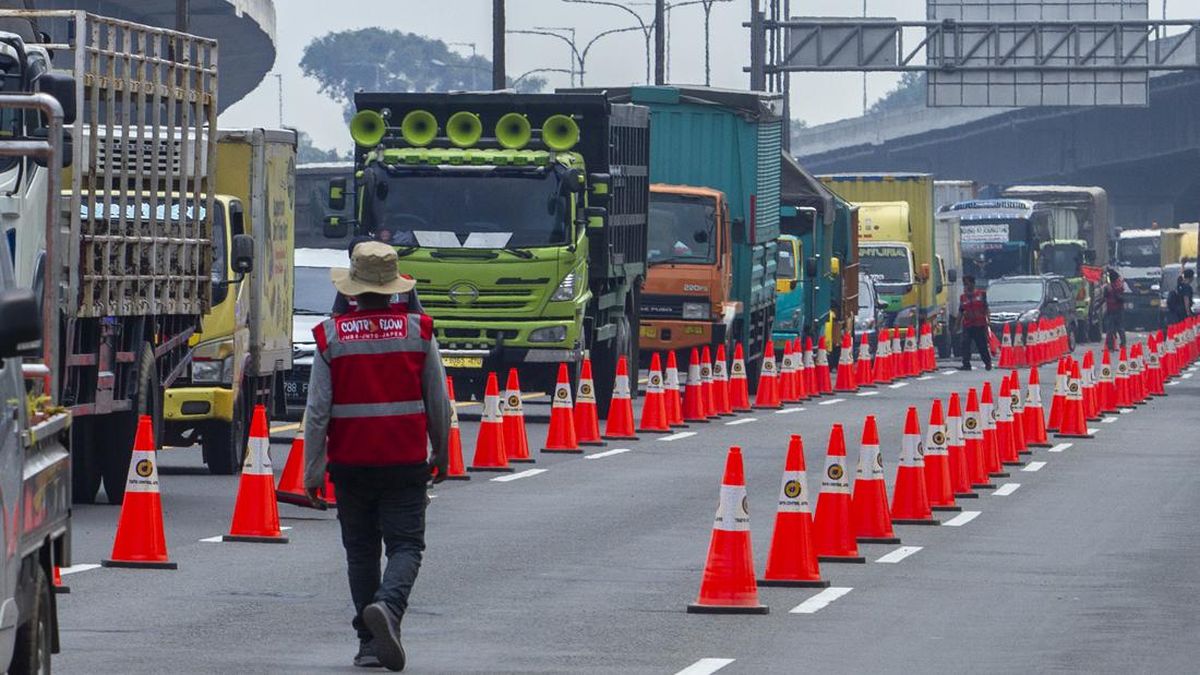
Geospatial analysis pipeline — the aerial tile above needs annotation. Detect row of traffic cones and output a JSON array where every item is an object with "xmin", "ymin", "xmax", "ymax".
[{"xmin": 996, "ymin": 317, "xmax": 1071, "ymax": 369}]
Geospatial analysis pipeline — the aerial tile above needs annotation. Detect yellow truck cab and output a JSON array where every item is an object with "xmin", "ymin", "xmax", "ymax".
[
  {"xmin": 163, "ymin": 129, "xmax": 296, "ymax": 474},
  {"xmin": 856, "ymin": 201, "xmax": 927, "ymax": 328}
]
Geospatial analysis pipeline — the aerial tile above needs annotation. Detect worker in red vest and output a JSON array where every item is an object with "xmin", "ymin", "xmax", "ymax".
[
  {"xmin": 959, "ymin": 274, "xmax": 992, "ymax": 371},
  {"xmin": 304, "ymin": 241, "xmax": 450, "ymax": 671}
]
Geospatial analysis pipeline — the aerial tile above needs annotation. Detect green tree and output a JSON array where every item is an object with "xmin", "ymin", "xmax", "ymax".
[
  {"xmin": 296, "ymin": 131, "xmax": 344, "ymax": 163},
  {"xmin": 300, "ymin": 28, "xmax": 546, "ymax": 120},
  {"xmin": 867, "ymin": 72, "xmax": 926, "ymax": 116}
]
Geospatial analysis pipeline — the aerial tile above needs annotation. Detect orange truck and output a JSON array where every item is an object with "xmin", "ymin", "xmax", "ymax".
[{"xmin": 639, "ymin": 184, "xmax": 738, "ymax": 355}]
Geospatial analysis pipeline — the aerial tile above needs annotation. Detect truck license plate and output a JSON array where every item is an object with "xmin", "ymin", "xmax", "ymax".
[
  {"xmin": 443, "ymin": 356, "xmax": 483, "ymax": 369},
  {"xmin": 284, "ymin": 380, "xmax": 307, "ymax": 400}
]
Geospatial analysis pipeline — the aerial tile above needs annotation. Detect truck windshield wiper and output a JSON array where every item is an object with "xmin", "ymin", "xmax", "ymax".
[
  {"xmin": 651, "ymin": 255, "xmax": 704, "ymax": 265},
  {"xmin": 293, "ymin": 309, "xmax": 326, "ymax": 316},
  {"xmin": 501, "ymin": 247, "xmax": 534, "ymax": 259}
]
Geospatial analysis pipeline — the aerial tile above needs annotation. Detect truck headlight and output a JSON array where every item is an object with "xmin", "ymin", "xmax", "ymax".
[
  {"xmin": 682, "ymin": 302, "xmax": 710, "ymax": 320},
  {"xmin": 1150, "ymin": 283, "xmax": 1160, "ymax": 292},
  {"xmin": 1020, "ymin": 309, "xmax": 1040, "ymax": 322},
  {"xmin": 529, "ymin": 325, "xmax": 567, "ymax": 343},
  {"xmin": 855, "ymin": 316, "xmax": 875, "ymax": 331},
  {"xmin": 550, "ymin": 272, "xmax": 577, "ymax": 302},
  {"xmin": 192, "ymin": 356, "xmax": 233, "ymax": 384}
]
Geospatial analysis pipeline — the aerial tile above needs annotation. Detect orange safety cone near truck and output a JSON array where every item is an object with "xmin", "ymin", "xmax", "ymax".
[
  {"xmin": 1046, "ymin": 358, "xmax": 1068, "ymax": 432},
  {"xmin": 753, "ymin": 341, "xmax": 781, "ymax": 409},
  {"xmin": 700, "ymin": 346, "xmax": 718, "ymax": 418},
  {"xmin": 779, "ymin": 340, "xmax": 799, "ymax": 403},
  {"xmin": 834, "ymin": 333, "xmax": 857, "ymax": 392},
  {"xmin": 1008, "ymin": 370, "xmax": 1029, "ymax": 456},
  {"xmin": 102, "ymin": 415, "xmax": 178, "ymax": 568},
  {"xmin": 574, "ymin": 357, "xmax": 604, "ymax": 446},
  {"xmin": 687, "ymin": 446, "xmax": 769, "ymax": 614},
  {"xmin": 542, "ymin": 364, "xmax": 581, "ymax": 454},
  {"xmin": 963, "ymin": 388, "xmax": 994, "ymax": 489},
  {"xmin": 850, "ymin": 415, "xmax": 900, "ymax": 544},
  {"xmin": 603, "ymin": 356, "xmax": 638, "ymax": 440},
  {"xmin": 874, "ymin": 328, "xmax": 893, "ymax": 384},
  {"xmin": 812, "ymin": 424, "xmax": 866, "ymax": 563},
  {"xmin": 224, "ymin": 405, "xmax": 288, "ymax": 544},
  {"xmin": 891, "ymin": 406, "xmax": 938, "ymax": 525},
  {"xmin": 713, "ymin": 344, "xmax": 734, "ymax": 415},
  {"xmin": 684, "ymin": 348, "xmax": 709, "ymax": 421},
  {"xmin": 759, "ymin": 434, "xmax": 829, "ymax": 588},
  {"xmin": 903, "ymin": 326, "xmax": 918, "ymax": 377},
  {"xmin": 470, "ymin": 373, "xmax": 515, "ymax": 470},
  {"xmin": 638, "ymin": 353, "xmax": 671, "ymax": 433},
  {"xmin": 1024, "ymin": 366, "xmax": 1051, "ymax": 448},
  {"xmin": 275, "ymin": 415, "xmax": 311, "ymax": 507},
  {"xmin": 664, "ymin": 351, "xmax": 687, "ymax": 427},
  {"xmin": 803, "ymin": 337, "xmax": 819, "ymax": 396},
  {"xmin": 816, "ymin": 336, "xmax": 833, "ymax": 394},
  {"xmin": 1055, "ymin": 360, "xmax": 1093, "ymax": 439},
  {"xmin": 729, "ymin": 342, "xmax": 752, "ymax": 411},
  {"xmin": 854, "ymin": 333, "xmax": 875, "ymax": 387},
  {"xmin": 920, "ymin": 323, "xmax": 936, "ymax": 372},
  {"xmin": 503, "ymin": 369, "xmax": 534, "ymax": 463},
  {"xmin": 945, "ymin": 393, "xmax": 976, "ymax": 500},
  {"xmin": 443, "ymin": 376, "xmax": 470, "ymax": 480},
  {"xmin": 923, "ymin": 399, "xmax": 959, "ymax": 512}
]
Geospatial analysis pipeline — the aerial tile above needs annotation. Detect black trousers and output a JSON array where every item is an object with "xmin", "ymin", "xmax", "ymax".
[
  {"xmin": 331, "ymin": 464, "xmax": 428, "ymax": 641},
  {"xmin": 961, "ymin": 325, "xmax": 991, "ymax": 367}
]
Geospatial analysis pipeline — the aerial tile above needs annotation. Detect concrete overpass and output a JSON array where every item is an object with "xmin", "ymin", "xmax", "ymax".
[{"xmin": 794, "ymin": 70, "xmax": 1200, "ymax": 229}]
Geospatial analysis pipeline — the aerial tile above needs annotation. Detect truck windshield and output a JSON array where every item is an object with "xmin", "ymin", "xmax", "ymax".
[
  {"xmin": 988, "ymin": 281, "xmax": 1043, "ymax": 303},
  {"xmin": 1039, "ymin": 244, "xmax": 1083, "ymax": 277},
  {"xmin": 962, "ymin": 244, "xmax": 1026, "ymax": 283},
  {"xmin": 295, "ymin": 266, "xmax": 332, "ymax": 315},
  {"xmin": 1117, "ymin": 238, "xmax": 1160, "ymax": 267},
  {"xmin": 777, "ymin": 246, "xmax": 796, "ymax": 280},
  {"xmin": 648, "ymin": 193, "xmax": 717, "ymax": 264},
  {"xmin": 365, "ymin": 165, "xmax": 569, "ymax": 248},
  {"xmin": 859, "ymin": 246, "xmax": 911, "ymax": 284}
]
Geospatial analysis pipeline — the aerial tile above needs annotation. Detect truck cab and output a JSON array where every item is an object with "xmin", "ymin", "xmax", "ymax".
[
  {"xmin": 640, "ymin": 184, "xmax": 734, "ymax": 355},
  {"xmin": 856, "ymin": 201, "xmax": 925, "ymax": 329},
  {"xmin": 1116, "ymin": 229, "xmax": 1184, "ymax": 329}
]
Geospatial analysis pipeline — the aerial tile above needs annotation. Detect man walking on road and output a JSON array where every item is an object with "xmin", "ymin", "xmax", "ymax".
[
  {"xmin": 304, "ymin": 241, "xmax": 450, "ymax": 671},
  {"xmin": 959, "ymin": 274, "xmax": 992, "ymax": 371},
  {"xmin": 1103, "ymin": 269, "xmax": 1128, "ymax": 352},
  {"xmin": 1168, "ymin": 268, "xmax": 1195, "ymax": 325}
]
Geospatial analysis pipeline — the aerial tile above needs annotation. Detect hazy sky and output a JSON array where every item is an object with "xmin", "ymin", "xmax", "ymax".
[{"xmin": 219, "ymin": 0, "xmax": 1182, "ymax": 152}]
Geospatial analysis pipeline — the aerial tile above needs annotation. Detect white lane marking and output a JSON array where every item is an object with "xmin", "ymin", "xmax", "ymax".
[
  {"xmin": 1182, "ymin": 373, "xmax": 1194, "ymax": 380},
  {"xmin": 993, "ymin": 482, "xmax": 1021, "ymax": 496},
  {"xmin": 281, "ymin": 526, "xmax": 293, "ymax": 531},
  {"xmin": 675, "ymin": 658, "xmax": 736, "ymax": 675},
  {"xmin": 889, "ymin": 382, "xmax": 909, "ymax": 389},
  {"xmin": 59, "ymin": 563, "xmax": 100, "ymax": 576},
  {"xmin": 585, "ymin": 448, "xmax": 631, "ymax": 460},
  {"xmin": 790, "ymin": 587, "xmax": 853, "ymax": 614},
  {"xmin": 775, "ymin": 407, "xmax": 806, "ymax": 414},
  {"xmin": 660, "ymin": 431, "xmax": 697, "ymax": 442},
  {"xmin": 943, "ymin": 511, "xmax": 981, "ymax": 527},
  {"xmin": 1048, "ymin": 442, "xmax": 1072, "ymax": 453},
  {"xmin": 491, "ymin": 469, "xmax": 548, "ymax": 482},
  {"xmin": 199, "ymin": 535, "xmax": 224, "ymax": 543},
  {"xmin": 857, "ymin": 390, "xmax": 879, "ymax": 397},
  {"xmin": 1101, "ymin": 416, "xmax": 1118, "ymax": 424},
  {"xmin": 1119, "ymin": 408, "xmax": 1134, "ymax": 414},
  {"xmin": 1087, "ymin": 428, "xmax": 1099, "ymax": 435},
  {"xmin": 918, "ymin": 375, "xmax": 935, "ymax": 381},
  {"xmin": 875, "ymin": 546, "xmax": 923, "ymax": 564},
  {"xmin": 818, "ymin": 398, "xmax": 845, "ymax": 406},
  {"xmin": 726, "ymin": 418, "xmax": 757, "ymax": 426},
  {"xmin": 1167, "ymin": 381, "xmax": 1180, "ymax": 387},
  {"xmin": 942, "ymin": 369, "xmax": 958, "ymax": 375},
  {"xmin": 1022, "ymin": 461, "xmax": 1047, "ymax": 472}
]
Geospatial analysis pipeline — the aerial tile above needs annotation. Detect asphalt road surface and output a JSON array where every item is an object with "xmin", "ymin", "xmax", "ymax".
[{"xmin": 56, "ymin": 342, "xmax": 1200, "ymax": 674}]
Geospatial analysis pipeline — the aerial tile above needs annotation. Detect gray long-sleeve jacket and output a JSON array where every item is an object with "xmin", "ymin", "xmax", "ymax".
[{"xmin": 302, "ymin": 319, "xmax": 450, "ymax": 490}]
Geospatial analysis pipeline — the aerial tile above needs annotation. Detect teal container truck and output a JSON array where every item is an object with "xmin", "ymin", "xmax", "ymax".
[{"xmin": 575, "ymin": 86, "xmax": 783, "ymax": 377}]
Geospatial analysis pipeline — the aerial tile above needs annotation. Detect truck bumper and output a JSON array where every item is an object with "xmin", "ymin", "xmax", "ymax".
[
  {"xmin": 164, "ymin": 386, "xmax": 234, "ymax": 422},
  {"xmin": 639, "ymin": 319, "xmax": 716, "ymax": 352}
]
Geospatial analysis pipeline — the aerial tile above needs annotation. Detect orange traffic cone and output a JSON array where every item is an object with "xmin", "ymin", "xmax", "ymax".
[
  {"xmin": 998, "ymin": 323, "xmax": 1013, "ymax": 369},
  {"xmin": 779, "ymin": 341, "xmax": 798, "ymax": 403},
  {"xmin": 963, "ymin": 388, "xmax": 994, "ymax": 489},
  {"xmin": 224, "ymin": 405, "xmax": 288, "ymax": 543},
  {"xmin": 891, "ymin": 406, "xmax": 938, "ymax": 525},
  {"xmin": 1147, "ymin": 335, "xmax": 1166, "ymax": 396},
  {"xmin": 470, "ymin": 372, "xmax": 515, "ymax": 470},
  {"xmin": 851, "ymin": 415, "xmax": 900, "ymax": 544},
  {"xmin": 1114, "ymin": 347, "xmax": 1134, "ymax": 410},
  {"xmin": 1046, "ymin": 358, "xmax": 1068, "ymax": 431},
  {"xmin": 795, "ymin": 339, "xmax": 811, "ymax": 400},
  {"xmin": 503, "ymin": 369, "xmax": 534, "ymax": 463},
  {"xmin": 816, "ymin": 336, "xmax": 833, "ymax": 394},
  {"xmin": 753, "ymin": 342, "xmax": 781, "ymax": 409},
  {"xmin": 903, "ymin": 326, "xmax": 918, "ymax": 377},
  {"xmin": 684, "ymin": 348, "xmax": 709, "ymax": 421},
  {"xmin": 1129, "ymin": 343, "xmax": 1147, "ymax": 404},
  {"xmin": 320, "ymin": 471, "xmax": 337, "ymax": 507},
  {"xmin": 759, "ymin": 434, "xmax": 829, "ymax": 588},
  {"xmin": 834, "ymin": 333, "xmax": 857, "ymax": 392},
  {"xmin": 542, "ymin": 364, "xmax": 580, "ymax": 453},
  {"xmin": 53, "ymin": 565, "xmax": 68, "ymax": 594},
  {"xmin": 923, "ymin": 399, "xmax": 958, "ymax": 511},
  {"xmin": 700, "ymin": 346, "xmax": 718, "ymax": 418},
  {"xmin": 664, "ymin": 351, "xmax": 688, "ymax": 427},
  {"xmin": 713, "ymin": 343, "xmax": 734, "ymax": 416},
  {"xmin": 603, "ymin": 356, "xmax": 638, "ymax": 440},
  {"xmin": 729, "ymin": 342, "xmax": 752, "ymax": 412},
  {"xmin": 875, "ymin": 328, "xmax": 894, "ymax": 384},
  {"xmin": 1008, "ymin": 370, "xmax": 1029, "ymax": 456},
  {"xmin": 1056, "ymin": 360, "xmax": 1093, "ymax": 439},
  {"xmin": 1023, "ymin": 366, "xmax": 1051, "ymax": 448},
  {"xmin": 945, "ymin": 393, "xmax": 976, "ymax": 499},
  {"xmin": 1013, "ymin": 323, "xmax": 1028, "ymax": 367},
  {"xmin": 687, "ymin": 446, "xmax": 769, "ymax": 614},
  {"xmin": 1080, "ymin": 351, "xmax": 1101, "ymax": 421},
  {"xmin": 638, "ymin": 353, "xmax": 671, "ymax": 433},
  {"xmin": 803, "ymin": 337, "xmax": 818, "ymax": 396},
  {"xmin": 995, "ymin": 377, "xmax": 1021, "ymax": 466},
  {"xmin": 275, "ymin": 415, "xmax": 311, "ymax": 507},
  {"xmin": 920, "ymin": 323, "xmax": 936, "ymax": 372},
  {"xmin": 443, "ymin": 376, "xmax": 470, "ymax": 480},
  {"xmin": 574, "ymin": 357, "xmax": 604, "ymax": 446},
  {"xmin": 889, "ymin": 328, "xmax": 903, "ymax": 378},
  {"xmin": 980, "ymin": 382, "xmax": 1008, "ymax": 478},
  {"xmin": 102, "ymin": 415, "xmax": 178, "ymax": 567},
  {"xmin": 854, "ymin": 333, "xmax": 875, "ymax": 387},
  {"xmin": 813, "ymin": 424, "xmax": 866, "ymax": 563}
]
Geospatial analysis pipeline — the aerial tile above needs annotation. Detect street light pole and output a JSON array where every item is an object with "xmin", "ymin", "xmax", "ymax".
[
  {"xmin": 564, "ymin": 0, "xmax": 654, "ymax": 84},
  {"xmin": 273, "ymin": 73, "xmax": 283, "ymax": 127},
  {"xmin": 492, "ymin": 0, "xmax": 506, "ymax": 89},
  {"xmin": 532, "ymin": 26, "xmax": 578, "ymax": 86},
  {"xmin": 448, "ymin": 42, "xmax": 479, "ymax": 89},
  {"xmin": 655, "ymin": 0, "xmax": 665, "ymax": 84}
]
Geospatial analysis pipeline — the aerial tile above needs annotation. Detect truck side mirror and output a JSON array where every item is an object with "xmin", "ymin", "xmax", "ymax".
[
  {"xmin": 328, "ymin": 177, "xmax": 348, "ymax": 211},
  {"xmin": 36, "ymin": 71, "xmax": 77, "ymax": 125},
  {"xmin": 1083, "ymin": 250, "xmax": 1096, "ymax": 264},
  {"xmin": 948, "ymin": 268, "xmax": 958, "ymax": 283},
  {"xmin": 561, "ymin": 168, "xmax": 585, "ymax": 195},
  {"xmin": 584, "ymin": 206, "xmax": 607, "ymax": 229},
  {"xmin": 323, "ymin": 215, "xmax": 349, "ymax": 239},
  {"xmin": 805, "ymin": 256, "xmax": 819, "ymax": 279},
  {"xmin": 587, "ymin": 173, "xmax": 610, "ymax": 208},
  {"xmin": 731, "ymin": 218, "xmax": 746, "ymax": 244},
  {"xmin": 230, "ymin": 234, "xmax": 254, "ymax": 282},
  {"xmin": 0, "ymin": 289, "xmax": 41, "ymax": 358}
]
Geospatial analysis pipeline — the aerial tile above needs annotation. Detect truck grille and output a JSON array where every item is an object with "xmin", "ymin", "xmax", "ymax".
[
  {"xmin": 420, "ymin": 285, "xmax": 538, "ymax": 311},
  {"xmin": 640, "ymin": 294, "xmax": 685, "ymax": 318}
]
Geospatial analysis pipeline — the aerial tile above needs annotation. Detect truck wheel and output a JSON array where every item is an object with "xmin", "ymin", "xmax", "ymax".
[
  {"xmin": 102, "ymin": 344, "xmax": 160, "ymax": 505},
  {"xmin": 70, "ymin": 417, "xmax": 103, "ymax": 504},
  {"xmin": 10, "ymin": 564, "xmax": 51, "ymax": 675},
  {"xmin": 203, "ymin": 385, "xmax": 251, "ymax": 475},
  {"xmin": 592, "ymin": 310, "xmax": 634, "ymax": 418}
]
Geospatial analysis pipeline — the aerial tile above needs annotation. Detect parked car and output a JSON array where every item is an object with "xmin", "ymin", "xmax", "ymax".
[
  {"xmin": 854, "ymin": 273, "xmax": 883, "ymax": 350},
  {"xmin": 986, "ymin": 274, "xmax": 1079, "ymax": 350},
  {"xmin": 284, "ymin": 248, "xmax": 345, "ymax": 418},
  {"xmin": 1160, "ymin": 262, "xmax": 1199, "ymax": 327}
]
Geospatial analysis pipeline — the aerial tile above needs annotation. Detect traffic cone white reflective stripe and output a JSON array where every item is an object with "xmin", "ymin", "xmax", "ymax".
[
  {"xmin": 712, "ymin": 354, "xmax": 733, "ymax": 415},
  {"xmin": 225, "ymin": 406, "xmax": 288, "ymax": 543},
  {"xmin": 891, "ymin": 406, "xmax": 937, "ymax": 524}
]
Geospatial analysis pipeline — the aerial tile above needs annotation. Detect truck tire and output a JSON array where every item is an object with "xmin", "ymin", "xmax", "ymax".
[
  {"xmin": 10, "ymin": 564, "xmax": 51, "ymax": 675},
  {"xmin": 102, "ymin": 344, "xmax": 160, "ymax": 505},
  {"xmin": 203, "ymin": 383, "xmax": 252, "ymax": 475},
  {"xmin": 70, "ymin": 417, "xmax": 103, "ymax": 504}
]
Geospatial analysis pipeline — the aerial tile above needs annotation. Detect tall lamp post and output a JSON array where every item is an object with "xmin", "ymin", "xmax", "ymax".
[
  {"xmin": 563, "ymin": 0, "xmax": 654, "ymax": 84},
  {"xmin": 532, "ymin": 26, "xmax": 578, "ymax": 85}
]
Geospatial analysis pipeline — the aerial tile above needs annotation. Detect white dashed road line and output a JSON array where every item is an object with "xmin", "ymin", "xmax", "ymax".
[
  {"xmin": 1087, "ymin": 428, "xmax": 1099, "ymax": 435},
  {"xmin": 1022, "ymin": 461, "xmax": 1047, "ymax": 472},
  {"xmin": 1101, "ymin": 416, "xmax": 1118, "ymax": 423},
  {"xmin": 943, "ymin": 511, "xmax": 981, "ymax": 527},
  {"xmin": 585, "ymin": 448, "xmax": 631, "ymax": 460},
  {"xmin": 725, "ymin": 418, "xmax": 757, "ymax": 426},
  {"xmin": 60, "ymin": 564, "xmax": 101, "ymax": 576},
  {"xmin": 660, "ymin": 431, "xmax": 697, "ymax": 442},
  {"xmin": 857, "ymin": 390, "xmax": 879, "ymax": 397},
  {"xmin": 775, "ymin": 407, "xmax": 806, "ymax": 414},
  {"xmin": 1048, "ymin": 442, "xmax": 1072, "ymax": 453},
  {"xmin": 491, "ymin": 469, "xmax": 548, "ymax": 482},
  {"xmin": 199, "ymin": 536, "xmax": 224, "ymax": 543},
  {"xmin": 875, "ymin": 546, "xmax": 922, "ymax": 564},
  {"xmin": 889, "ymin": 382, "xmax": 909, "ymax": 389},
  {"xmin": 918, "ymin": 375, "xmax": 935, "ymax": 381},
  {"xmin": 790, "ymin": 587, "xmax": 853, "ymax": 614},
  {"xmin": 675, "ymin": 658, "xmax": 736, "ymax": 675},
  {"xmin": 993, "ymin": 482, "xmax": 1021, "ymax": 496},
  {"xmin": 942, "ymin": 369, "xmax": 958, "ymax": 375},
  {"xmin": 818, "ymin": 398, "xmax": 845, "ymax": 406}
]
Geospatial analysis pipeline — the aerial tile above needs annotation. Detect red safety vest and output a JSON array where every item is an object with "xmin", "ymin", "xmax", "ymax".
[
  {"xmin": 313, "ymin": 307, "xmax": 433, "ymax": 466},
  {"xmin": 960, "ymin": 289, "xmax": 989, "ymax": 328}
]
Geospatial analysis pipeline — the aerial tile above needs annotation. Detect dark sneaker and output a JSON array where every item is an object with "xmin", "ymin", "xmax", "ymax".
[
  {"xmin": 984, "ymin": 363, "xmax": 993, "ymax": 371},
  {"xmin": 354, "ymin": 640, "xmax": 382, "ymax": 668},
  {"xmin": 362, "ymin": 602, "xmax": 406, "ymax": 672},
  {"xmin": 959, "ymin": 365, "xmax": 972, "ymax": 371}
]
